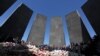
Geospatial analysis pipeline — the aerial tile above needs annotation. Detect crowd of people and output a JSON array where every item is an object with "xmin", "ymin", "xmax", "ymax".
[
  {"xmin": 0, "ymin": 35, "xmax": 99, "ymax": 56},
  {"xmin": 0, "ymin": 41, "xmax": 85, "ymax": 56}
]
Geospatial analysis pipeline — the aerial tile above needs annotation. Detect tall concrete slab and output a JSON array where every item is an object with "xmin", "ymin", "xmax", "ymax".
[
  {"xmin": 0, "ymin": 4, "xmax": 33, "ymax": 42},
  {"xmin": 82, "ymin": 0, "xmax": 100, "ymax": 35},
  {"xmin": 50, "ymin": 16, "xmax": 65, "ymax": 47},
  {"xmin": 27, "ymin": 14, "xmax": 47, "ymax": 45},
  {"xmin": 82, "ymin": 0, "xmax": 100, "ymax": 51},
  {"xmin": 66, "ymin": 11, "xmax": 83, "ymax": 44}
]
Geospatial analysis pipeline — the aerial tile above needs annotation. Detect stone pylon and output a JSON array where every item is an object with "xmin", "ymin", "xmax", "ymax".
[
  {"xmin": 50, "ymin": 16, "xmax": 65, "ymax": 47},
  {"xmin": 66, "ymin": 11, "xmax": 83, "ymax": 44},
  {"xmin": 0, "ymin": 4, "xmax": 33, "ymax": 42},
  {"xmin": 27, "ymin": 14, "xmax": 47, "ymax": 45}
]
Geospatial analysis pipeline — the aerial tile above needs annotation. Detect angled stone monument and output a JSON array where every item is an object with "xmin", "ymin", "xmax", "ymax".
[
  {"xmin": 50, "ymin": 16, "xmax": 65, "ymax": 47},
  {"xmin": 66, "ymin": 11, "xmax": 83, "ymax": 44},
  {"xmin": 82, "ymin": 0, "xmax": 100, "ymax": 35},
  {"xmin": 27, "ymin": 14, "xmax": 47, "ymax": 45},
  {"xmin": 0, "ymin": 4, "xmax": 33, "ymax": 42},
  {"xmin": 0, "ymin": 0, "xmax": 16, "ymax": 16},
  {"xmin": 66, "ymin": 11, "xmax": 91, "ymax": 45}
]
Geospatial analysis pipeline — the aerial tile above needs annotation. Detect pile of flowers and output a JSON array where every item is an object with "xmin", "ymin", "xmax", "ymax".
[
  {"xmin": 0, "ymin": 42, "xmax": 71, "ymax": 56},
  {"xmin": 26, "ymin": 44, "xmax": 69, "ymax": 56},
  {"xmin": 50, "ymin": 50, "xmax": 68, "ymax": 56},
  {"xmin": 0, "ymin": 42, "xmax": 16, "ymax": 47}
]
